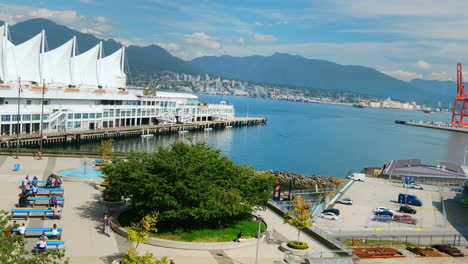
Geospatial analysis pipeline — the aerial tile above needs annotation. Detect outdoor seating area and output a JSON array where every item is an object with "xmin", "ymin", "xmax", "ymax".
[{"xmin": 10, "ymin": 175, "xmax": 66, "ymax": 253}]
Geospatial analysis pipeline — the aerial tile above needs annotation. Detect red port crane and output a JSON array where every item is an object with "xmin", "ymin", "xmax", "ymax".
[{"xmin": 451, "ymin": 63, "xmax": 468, "ymax": 127}]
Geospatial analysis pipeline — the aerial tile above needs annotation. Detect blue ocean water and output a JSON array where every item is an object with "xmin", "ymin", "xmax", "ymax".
[{"xmin": 59, "ymin": 95, "xmax": 468, "ymax": 177}]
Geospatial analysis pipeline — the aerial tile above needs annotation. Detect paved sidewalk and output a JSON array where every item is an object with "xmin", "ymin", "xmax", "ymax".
[{"xmin": 0, "ymin": 155, "xmax": 332, "ymax": 264}]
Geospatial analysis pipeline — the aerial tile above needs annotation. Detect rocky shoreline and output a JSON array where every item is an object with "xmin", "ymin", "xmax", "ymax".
[{"xmin": 271, "ymin": 170, "xmax": 343, "ymax": 190}]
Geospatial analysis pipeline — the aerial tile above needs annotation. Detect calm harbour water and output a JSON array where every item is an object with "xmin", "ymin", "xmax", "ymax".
[{"xmin": 53, "ymin": 95, "xmax": 468, "ymax": 178}]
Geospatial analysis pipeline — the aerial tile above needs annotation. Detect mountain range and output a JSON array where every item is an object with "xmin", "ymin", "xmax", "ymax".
[{"xmin": 1, "ymin": 19, "xmax": 456, "ymax": 106}]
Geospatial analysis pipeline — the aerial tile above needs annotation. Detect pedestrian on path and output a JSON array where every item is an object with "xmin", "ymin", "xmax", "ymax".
[
  {"xmin": 103, "ymin": 213, "xmax": 114, "ymax": 237},
  {"xmin": 169, "ymin": 257, "xmax": 175, "ymax": 264},
  {"xmin": 37, "ymin": 151, "xmax": 43, "ymax": 160}
]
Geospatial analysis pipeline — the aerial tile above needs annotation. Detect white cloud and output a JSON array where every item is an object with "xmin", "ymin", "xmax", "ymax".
[
  {"xmin": 183, "ymin": 32, "xmax": 221, "ymax": 49},
  {"xmin": 79, "ymin": 0, "xmax": 95, "ymax": 4},
  {"xmin": 253, "ymin": 33, "xmax": 278, "ymax": 43},
  {"xmin": 381, "ymin": 70, "xmax": 423, "ymax": 81},
  {"xmin": 427, "ymin": 72, "xmax": 454, "ymax": 81},
  {"xmin": 415, "ymin": 60, "xmax": 431, "ymax": 69},
  {"xmin": 0, "ymin": 3, "xmax": 116, "ymax": 36}
]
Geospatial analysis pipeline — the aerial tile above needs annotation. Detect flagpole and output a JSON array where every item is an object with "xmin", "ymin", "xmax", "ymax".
[
  {"xmin": 39, "ymin": 79, "xmax": 45, "ymax": 155},
  {"xmin": 15, "ymin": 77, "xmax": 21, "ymax": 159},
  {"xmin": 464, "ymin": 145, "xmax": 467, "ymax": 166}
]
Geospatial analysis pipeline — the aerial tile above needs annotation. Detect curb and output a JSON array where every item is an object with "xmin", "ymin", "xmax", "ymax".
[{"xmin": 111, "ymin": 207, "xmax": 265, "ymax": 250}]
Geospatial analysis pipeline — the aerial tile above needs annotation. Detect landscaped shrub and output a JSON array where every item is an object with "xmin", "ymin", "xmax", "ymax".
[{"xmin": 287, "ymin": 240, "xmax": 309, "ymax": 250}]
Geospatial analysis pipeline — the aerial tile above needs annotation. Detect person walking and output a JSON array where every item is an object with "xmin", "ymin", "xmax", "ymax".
[{"xmin": 103, "ymin": 213, "xmax": 114, "ymax": 237}]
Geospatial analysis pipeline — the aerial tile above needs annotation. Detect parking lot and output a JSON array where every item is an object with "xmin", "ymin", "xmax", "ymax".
[{"xmin": 315, "ymin": 177, "xmax": 458, "ymax": 232}]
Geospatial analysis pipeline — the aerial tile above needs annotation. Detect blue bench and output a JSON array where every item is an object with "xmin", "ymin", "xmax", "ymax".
[
  {"xmin": 34, "ymin": 241, "xmax": 65, "ymax": 254},
  {"xmin": 10, "ymin": 208, "xmax": 62, "ymax": 220},
  {"xmin": 26, "ymin": 188, "xmax": 64, "ymax": 197},
  {"xmin": 18, "ymin": 197, "xmax": 65, "ymax": 207},
  {"xmin": 12, "ymin": 227, "xmax": 63, "ymax": 239}
]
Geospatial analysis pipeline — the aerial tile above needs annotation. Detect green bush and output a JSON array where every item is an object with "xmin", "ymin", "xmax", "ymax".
[{"xmin": 287, "ymin": 240, "xmax": 309, "ymax": 250}]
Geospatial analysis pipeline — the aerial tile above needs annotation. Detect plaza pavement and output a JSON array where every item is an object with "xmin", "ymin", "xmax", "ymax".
[{"xmin": 0, "ymin": 155, "xmax": 331, "ymax": 264}]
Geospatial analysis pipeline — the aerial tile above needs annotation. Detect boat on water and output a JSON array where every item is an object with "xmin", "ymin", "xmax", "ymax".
[
  {"xmin": 141, "ymin": 134, "xmax": 154, "ymax": 138},
  {"xmin": 352, "ymin": 103, "xmax": 366, "ymax": 109},
  {"xmin": 178, "ymin": 130, "xmax": 189, "ymax": 134},
  {"xmin": 204, "ymin": 127, "xmax": 213, "ymax": 131},
  {"xmin": 424, "ymin": 110, "xmax": 435, "ymax": 114},
  {"xmin": 0, "ymin": 23, "xmax": 235, "ymax": 135}
]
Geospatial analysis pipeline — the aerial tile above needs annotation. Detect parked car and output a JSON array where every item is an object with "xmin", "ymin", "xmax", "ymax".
[
  {"xmin": 409, "ymin": 183, "xmax": 424, "ymax": 190},
  {"xmin": 322, "ymin": 208, "xmax": 340, "ymax": 216},
  {"xmin": 320, "ymin": 212, "xmax": 338, "ymax": 220},
  {"xmin": 451, "ymin": 187, "xmax": 464, "ymax": 192},
  {"xmin": 398, "ymin": 205, "xmax": 416, "ymax": 214},
  {"xmin": 373, "ymin": 215, "xmax": 393, "ymax": 222},
  {"xmin": 398, "ymin": 193, "xmax": 423, "ymax": 206},
  {"xmin": 336, "ymin": 198, "xmax": 353, "ymax": 205},
  {"xmin": 375, "ymin": 210, "xmax": 394, "ymax": 217},
  {"xmin": 372, "ymin": 207, "xmax": 394, "ymax": 214},
  {"xmin": 393, "ymin": 214, "xmax": 418, "ymax": 224}
]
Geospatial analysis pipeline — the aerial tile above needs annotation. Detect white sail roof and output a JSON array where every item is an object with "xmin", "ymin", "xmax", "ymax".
[
  {"xmin": 41, "ymin": 38, "xmax": 73, "ymax": 85},
  {"xmin": 0, "ymin": 25, "xmax": 4, "ymax": 80},
  {"xmin": 71, "ymin": 44, "xmax": 99, "ymax": 86},
  {"xmin": 4, "ymin": 32, "xmax": 42, "ymax": 83},
  {"xmin": 98, "ymin": 48, "xmax": 124, "ymax": 88}
]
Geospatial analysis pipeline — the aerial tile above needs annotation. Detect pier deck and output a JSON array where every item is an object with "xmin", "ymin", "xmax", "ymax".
[
  {"xmin": 0, "ymin": 117, "xmax": 267, "ymax": 148},
  {"xmin": 395, "ymin": 120, "xmax": 468, "ymax": 134}
]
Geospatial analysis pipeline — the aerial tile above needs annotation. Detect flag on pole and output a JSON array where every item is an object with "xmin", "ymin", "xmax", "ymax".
[{"xmin": 18, "ymin": 78, "xmax": 23, "ymax": 93}]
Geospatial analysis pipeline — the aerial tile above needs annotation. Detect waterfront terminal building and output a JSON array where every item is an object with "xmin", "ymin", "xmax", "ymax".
[{"xmin": 0, "ymin": 23, "xmax": 234, "ymax": 135}]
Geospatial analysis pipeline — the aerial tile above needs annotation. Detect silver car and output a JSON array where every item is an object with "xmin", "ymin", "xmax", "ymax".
[{"xmin": 336, "ymin": 198, "xmax": 353, "ymax": 205}]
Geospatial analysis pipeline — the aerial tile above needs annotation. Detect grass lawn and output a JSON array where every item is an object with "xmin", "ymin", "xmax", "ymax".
[{"xmin": 119, "ymin": 208, "xmax": 266, "ymax": 242}]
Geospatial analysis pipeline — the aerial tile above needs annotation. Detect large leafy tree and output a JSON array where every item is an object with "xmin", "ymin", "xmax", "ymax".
[{"xmin": 101, "ymin": 141, "xmax": 277, "ymax": 227}]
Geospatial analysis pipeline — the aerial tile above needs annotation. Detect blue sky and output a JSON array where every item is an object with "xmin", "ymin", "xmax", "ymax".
[{"xmin": 1, "ymin": 0, "xmax": 468, "ymax": 82}]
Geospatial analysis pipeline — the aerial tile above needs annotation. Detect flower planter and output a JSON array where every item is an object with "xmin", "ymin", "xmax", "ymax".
[
  {"xmin": 65, "ymin": 88, "xmax": 80, "ymax": 92},
  {"xmin": 31, "ymin": 86, "xmax": 48, "ymax": 90},
  {"xmin": 280, "ymin": 242, "xmax": 308, "ymax": 256},
  {"xmin": 95, "ymin": 90, "xmax": 106, "ymax": 93},
  {"xmin": 118, "ymin": 91, "xmax": 128, "ymax": 94},
  {"xmin": 99, "ymin": 197, "xmax": 125, "ymax": 208},
  {"xmin": 0, "ymin": 85, "xmax": 11, "ymax": 88}
]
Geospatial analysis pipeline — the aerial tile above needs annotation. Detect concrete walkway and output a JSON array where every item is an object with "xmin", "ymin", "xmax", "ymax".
[{"xmin": 0, "ymin": 155, "xmax": 332, "ymax": 263}]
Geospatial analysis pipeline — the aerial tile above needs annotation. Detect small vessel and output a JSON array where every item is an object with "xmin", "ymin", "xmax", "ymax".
[
  {"xmin": 226, "ymin": 125, "xmax": 233, "ymax": 128},
  {"xmin": 352, "ymin": 103, "xmax": 366, "ymax": 109},
  {"xmin": 141, "ymin": 134, "xmax": 154, "ymax": 138},
  {"xmin": 424, "ymin": 110, "xmax": 435, "ymax": 114},
  {"xmin": 204, "ymin": 127, "xmax": 213, "ymax": 131},
  {"xmin": 178, "ymin": 130, "xmax": 189, "ymax": 134}
]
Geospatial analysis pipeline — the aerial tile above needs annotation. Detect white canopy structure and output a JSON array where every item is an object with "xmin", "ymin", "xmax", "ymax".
[
  {"xmin": 41, "ymin": 38, "xmax": 73, "ymax": 85},
  {"xmin": 98, "ymin": 47, "xmax": 126, "ymax": 88},
  {"xmin": 0, "ymin": 23, "xmax": 126, "ymax": 88},
  {"xmin": 71, "ymin": 43, "xmax": 100, "ymax": 86}
]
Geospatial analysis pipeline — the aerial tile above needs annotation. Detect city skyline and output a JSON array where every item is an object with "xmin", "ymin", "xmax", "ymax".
[{"xmin": 0, "ymin": 0, "xmax": 467, "ymax": 82}]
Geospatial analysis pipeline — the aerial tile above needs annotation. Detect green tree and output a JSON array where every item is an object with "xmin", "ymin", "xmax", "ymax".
[
  {"xmin": 121, "ymin": 213, "xmax": 168, "ymax": 264},
  {"xmin": 98, "ymin": 139, "xmax": 114, "ymax": 160},
  {"xmin": 101, "ymin": 141, "xmax": 277, "ymax": 228},
  {"xmin": 284, "ymin": 196, "xmax": 313, "ymax": 241},
  {"xmin": 0, "ymin": 211, "xmax": 68, "ymax": 264}
]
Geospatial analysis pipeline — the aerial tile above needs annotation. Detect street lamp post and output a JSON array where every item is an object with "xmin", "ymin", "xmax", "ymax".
[{"xmin": 255, "ymin": 215, "xmax": 263, "ymax": 264}]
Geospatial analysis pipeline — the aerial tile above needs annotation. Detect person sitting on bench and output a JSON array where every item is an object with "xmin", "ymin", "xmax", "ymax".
[
  {"xmin": 32, "ymin": 176, "xmax": 38, "ymax": 187},
  {"xmin": 40, "ymin": 231, "xmax": 49, "ymax": 242},
  {"xmin": 50, "ymin": 195, "xmax": 58, "ymax": 206},
  {"xmin": 53, "ymin": 178, "xmax": 60, "ymax": 188},
  {"xmin": 45, "ymin": 176, "xmax": 53, "ymax": 188},
  {"xmin": 51, "ymin": 224, "xmax": 59, "ymax": 239},
  {"xmin": 52, "ymin": 205, "xmax": 60, "ymax": 219},
  {"xmin": 31, "ymin": 185, "xmax": 39, "ymax": 197},
  {"xmin": 19, "ymin": 195, "xmax": 28, "ymax": 208},
  {"xmin": 35, "ymin": 237, "xmax": 47, "ymax": 251},
  {"xmin": 17, "ymin": 223, "xmax": 26, "ymax": 235}
]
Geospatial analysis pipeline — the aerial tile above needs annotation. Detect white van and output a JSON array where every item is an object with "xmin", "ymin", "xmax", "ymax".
[{"xmin": 348, "ymin": 173, "xmax": 366, "ymax": 182}]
